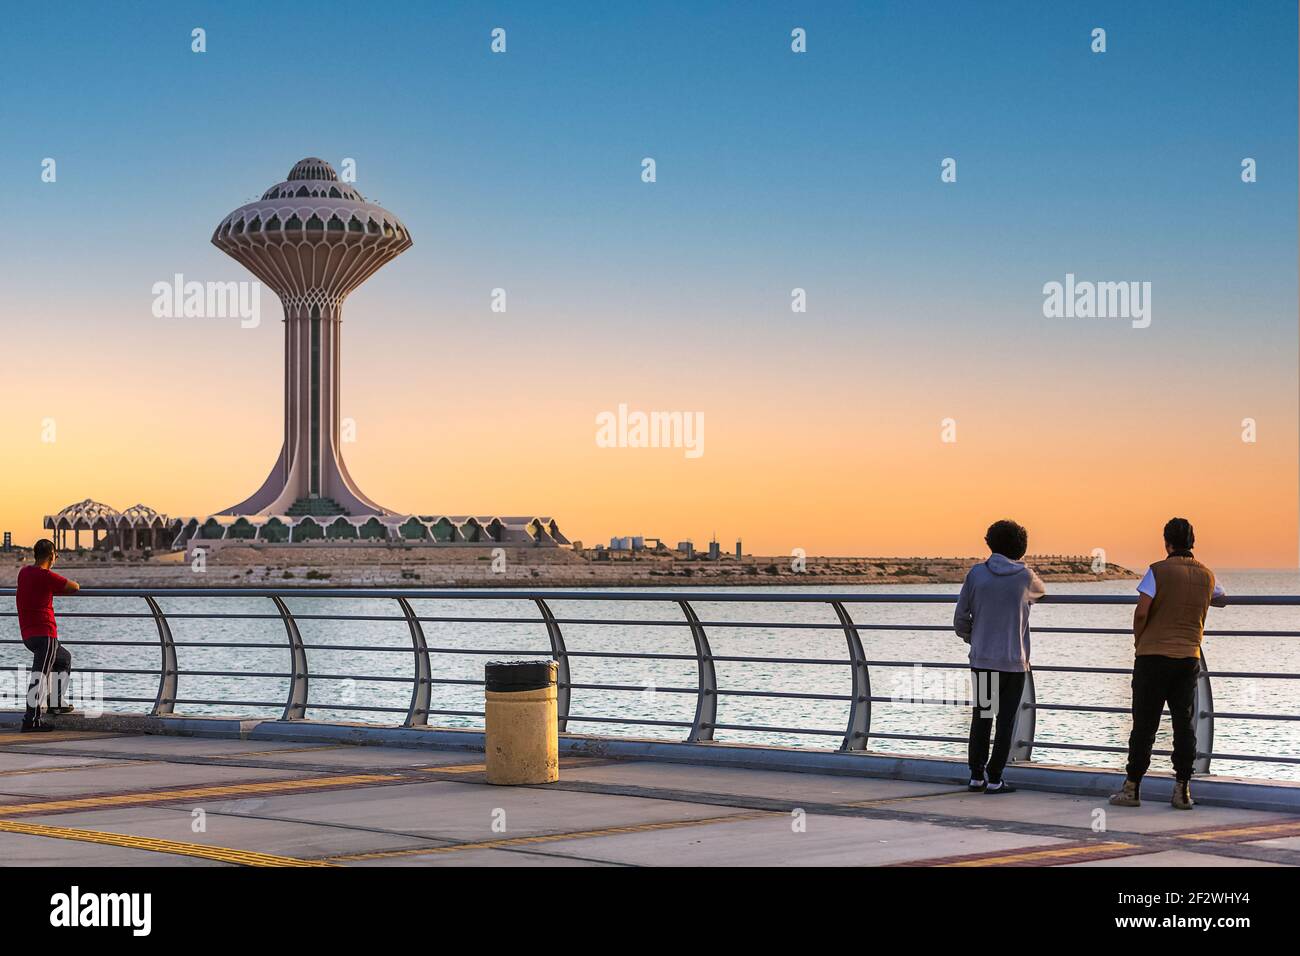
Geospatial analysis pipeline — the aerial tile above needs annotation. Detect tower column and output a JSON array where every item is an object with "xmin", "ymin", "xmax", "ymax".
[{"xmin": 279, "ymin": 301, "xmax": 341, "ymax": 504}]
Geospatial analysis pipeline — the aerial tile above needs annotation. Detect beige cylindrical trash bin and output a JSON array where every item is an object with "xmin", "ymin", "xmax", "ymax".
[{"xmin": 484, "ymin": 660, "xmax": 559, "ymax": 785}]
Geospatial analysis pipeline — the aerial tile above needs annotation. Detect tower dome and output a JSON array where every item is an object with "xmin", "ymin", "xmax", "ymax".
[
  {"xmin": 212, "ymin": 160, "xmax": 411, "ymax": 309},
  {"xmin": 287, "ymin": 157, "xmax": 339, "ymax": 182}
]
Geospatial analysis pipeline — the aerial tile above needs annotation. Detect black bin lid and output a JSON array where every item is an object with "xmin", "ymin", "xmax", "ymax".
[{"xmin": 485, "ymin": 659, "xmax": 557, "ymax": 692}]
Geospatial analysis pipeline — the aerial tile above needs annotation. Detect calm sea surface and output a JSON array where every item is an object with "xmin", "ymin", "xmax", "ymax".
[{"xmin": 20, "ymin": 569, "xmax": 1300, "ymax": 782}]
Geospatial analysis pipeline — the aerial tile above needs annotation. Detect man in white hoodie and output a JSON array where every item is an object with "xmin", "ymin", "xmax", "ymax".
[{"xmin": 953, "ymin": 520, "xmax": 1046, "ymax": 794}]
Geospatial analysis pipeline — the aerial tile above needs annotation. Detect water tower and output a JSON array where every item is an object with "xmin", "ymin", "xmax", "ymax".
[{"xmin": 211, "ymin": 158, "xmax": 412, "ymax": 516}]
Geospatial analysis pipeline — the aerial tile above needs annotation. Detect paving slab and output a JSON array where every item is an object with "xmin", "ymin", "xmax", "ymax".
[
  {"xmin": 531, "ymin": 812, "xmax": 1068, "ymax": 866},
  {"xmin": 5, "ymin": 736, "xmax": 327, "ymax": 757},
  {"xmin": 218, "ymin": 747, "xmax": 486, "ymax": 770},
  {"xmin": 557, "ymin": 761, "xmax": 954, "ymax": 805},
  {"xmin": 0, "ymin": 753, "xmax": 124, "ymax": 773},
  {"xmin": 197, "ymin": 778, "xmax": 752, "ymax": 842},
  {"xmin": 0, "ymin": 732, "xmax": 1292, "ymax": 866},
  {"xmin": 21, "ymin": 806, "xmax": 427, "ymax": 859},
  {"xmin": 887, "ymin": 788, "xmax": 1287, "ymax": 834}
]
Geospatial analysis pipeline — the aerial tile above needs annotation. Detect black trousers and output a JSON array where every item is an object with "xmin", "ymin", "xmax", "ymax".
[
  {"xmin": 968, "ymin": 669, "xmax": 1026, "ymax": 783},
  {"xmin": 1124, "ymin": 654, "xmax": 1199, "ymax": 783},
  {"xmin": 22, "ymin": 635, "xmax": 72, "ymax": 724}
]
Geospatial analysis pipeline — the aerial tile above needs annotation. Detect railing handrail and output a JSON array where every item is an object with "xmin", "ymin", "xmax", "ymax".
[{"xmin": 0, "ymin": 586, "xmax": 1297, "ymax": 606}]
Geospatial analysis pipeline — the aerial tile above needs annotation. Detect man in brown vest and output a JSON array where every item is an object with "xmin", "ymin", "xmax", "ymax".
[{"xmin": 1110, "ymin": 518, "xmax": 1225, "ymax": 810}]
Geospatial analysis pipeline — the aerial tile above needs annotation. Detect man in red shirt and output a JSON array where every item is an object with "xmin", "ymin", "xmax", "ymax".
[{"xmin": 15, "ymin": 538, "xmax": 79, "ymax": 732}]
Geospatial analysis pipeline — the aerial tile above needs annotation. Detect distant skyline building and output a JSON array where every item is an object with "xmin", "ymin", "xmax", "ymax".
[{"xmin": 212, "ymin": 158, "xmax": 412, "ymax": 517}]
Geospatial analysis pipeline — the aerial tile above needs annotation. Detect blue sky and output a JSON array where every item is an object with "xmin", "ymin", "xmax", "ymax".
[
  {"xmin": 1, "ymin": 1, "xmax": 1296, "ymax": 562},
  {"xmin": 4, "ymin": 1, "xmax": 1294, "ymax": 317}
]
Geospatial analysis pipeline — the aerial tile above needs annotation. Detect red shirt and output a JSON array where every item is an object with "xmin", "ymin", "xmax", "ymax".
[{"xmin": 15, "ymin": 565, "xmax": 70, "ymax": 639}]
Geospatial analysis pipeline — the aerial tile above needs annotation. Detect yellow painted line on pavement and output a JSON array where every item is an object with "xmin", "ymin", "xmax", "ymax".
[
  {"xmin": 420, "ymin": 763, "xmax": 486, "ymax": 774},
  {"xmin": 0, "ymin": 772, "xmax": 404, "ymax": 818},
  {"xmin": 0, "ymin": 760, "xmax": 157, "ymax": 778},
  {"xmin": 933, "ymin": 841, "xmax": 1143, "ymax": 867},
  {"xmin": 325, "ymin": 810, "xmax": 772, "ymax": 862},
  {"xmin": 418, "ymin": 757, "xmax": 607, "ymax": 776},
  {"xmin": 1177, "ymin": 819, "xmax": 1300, "ymax": 843},
  {"xmin": 847, "ymin": 789, "xmax": 970, "ymax": 807},
  {"xmin": 209, "ymin": 745, "xmax": 346, "ymax": 759},
  {"xmin": 0, "ymin": 819, "xmax": 334, "ymax": 867},
  {"xmin": 0, "ymin": 732, "xmax": 123, "ymax": 746},
  {"xmin": 0, "ymin": 743, "xmax": 344, "ymax": 778}
]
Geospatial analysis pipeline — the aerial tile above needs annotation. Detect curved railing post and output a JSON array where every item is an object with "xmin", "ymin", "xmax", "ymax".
[
  {"xmin": 271, "ymin": 596, "xmax": 308, "ymax": 720},
  {"xmin": 678, "ymin": 600, "xmax": 716, "ymax": 742},
  {"xmin": 397, "ymin": 598, "xmax": 431, "ymax": 727},
  {"xmin": 1194, "ymin": 650, "xmax": 1214, "ymax": 776},
  {"xmin": 534, "ymin": 598, "xmax": 570, "ymax": 732},
  {"xmin": 1008, "ymin": 668, "xmax": 1036, "ymax": 763},
  {"xmin": 831, "ymin": 601, "xmax": 870, "ymax": 751},
  {"xmin": 145, "ymin": 595, "xmax": 177, "ymax": 716}
]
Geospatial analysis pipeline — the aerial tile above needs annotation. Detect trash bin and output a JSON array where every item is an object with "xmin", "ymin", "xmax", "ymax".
[{"xmin": 484, "ymin": 659, "xmax": 559, "ymax": 785}]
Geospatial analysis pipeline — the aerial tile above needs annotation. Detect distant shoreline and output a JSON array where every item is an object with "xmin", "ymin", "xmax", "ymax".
[{"xmin": 0, "ymin": 548, "xmax": 1137, "ymax": 589}]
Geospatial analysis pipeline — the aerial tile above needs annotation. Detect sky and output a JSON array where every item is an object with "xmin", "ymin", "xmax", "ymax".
[{"xmin": 0, "ymin": 0, "xmax": 1296, "ymax": 571}]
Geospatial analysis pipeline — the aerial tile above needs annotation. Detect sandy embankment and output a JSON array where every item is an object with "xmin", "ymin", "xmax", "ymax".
[{"xmin": 0, "ymin": 546, "xmax": 1135, "ymax": 589}]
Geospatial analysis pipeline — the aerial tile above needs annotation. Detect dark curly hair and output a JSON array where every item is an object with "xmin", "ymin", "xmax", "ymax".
[
  {"xmin": 985, "ymin": 520, "xmax": 1028, "ymax": 561},
  {"xmin": 1163, "ymin": 517, "xmax": 1194, "ymax": 551}
]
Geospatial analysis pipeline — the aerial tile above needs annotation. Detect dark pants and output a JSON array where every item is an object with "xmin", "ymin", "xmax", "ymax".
[
  {"xmin": 1124, "ymin": 654, "xmax": 1199, "ymax": 783},
  {"xmin": 968, "ymin": 669, "xmax": 1026, "ymax": 783},
  {"xmin": 22, "ymin": 636, "xmax": 72, "ymax": 724}
]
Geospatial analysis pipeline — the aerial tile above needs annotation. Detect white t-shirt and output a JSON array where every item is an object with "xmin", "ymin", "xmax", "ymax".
[{"xmin": 1137, "ymin": 568, "xmax": 1225, "ymax": 600}]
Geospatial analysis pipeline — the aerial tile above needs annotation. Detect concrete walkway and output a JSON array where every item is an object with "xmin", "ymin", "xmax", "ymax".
[{"xmin": 0, "ymin": 730, "xmax": 1296, "ymax": 866}]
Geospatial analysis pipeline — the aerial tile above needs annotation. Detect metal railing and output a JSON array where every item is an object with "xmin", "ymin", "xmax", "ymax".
[{"xmin": 2, "ymin": 588, "xmax": 1298, "ymax": 776}]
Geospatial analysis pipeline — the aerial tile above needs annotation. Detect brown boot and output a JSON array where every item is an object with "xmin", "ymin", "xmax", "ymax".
[
  {"xmin": 1109, "ymin": 778, "xmax": 1141, "ymax": 807},
  {"xmin": 1172, "ymin": 779, "xmax": 1194, "ymax": 810}
]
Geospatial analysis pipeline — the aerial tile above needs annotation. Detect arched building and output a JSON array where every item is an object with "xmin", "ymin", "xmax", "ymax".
[
  {"xmin": 169, "ymin": 513, "xmax": 565, "ymax": 548},
  {"xmin": 44, "ymin": 500, "xmax": 181, "ymax": 553}
]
